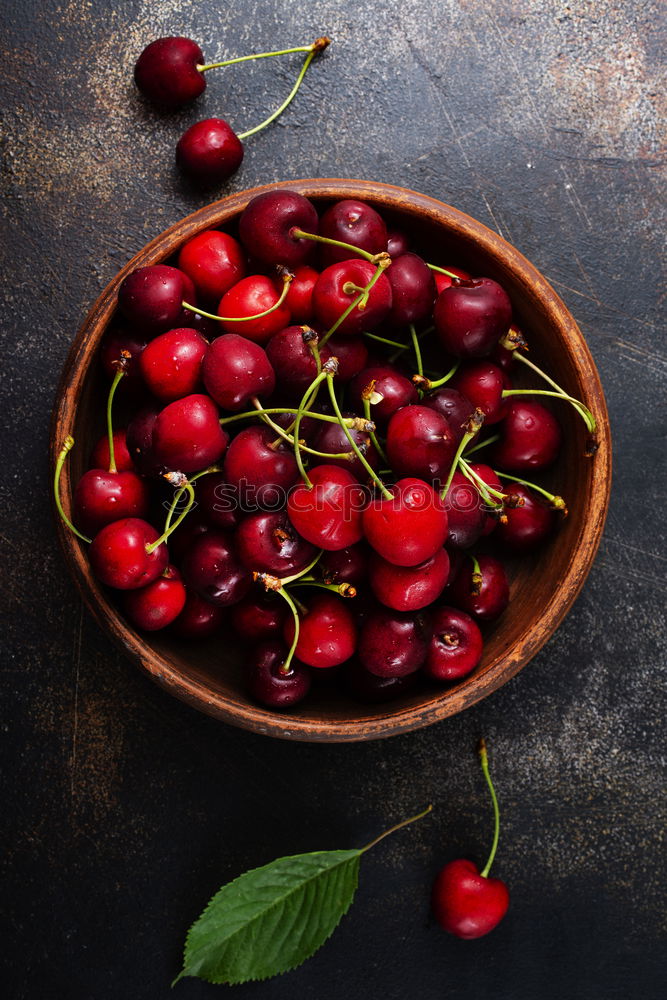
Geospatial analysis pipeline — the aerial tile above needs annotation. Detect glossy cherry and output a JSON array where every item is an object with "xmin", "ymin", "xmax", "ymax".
[
  {"xmin": 358, "ymin": 607, "xmax": 430, "ymax": 677},
  {"xmin": 423, "ymin": 387, "xmax": 475, "ymax": 445},
  {"xmin": 468, "ymin": 463, "xmax": 504, "ymax": 536},
  {"xmin": 495, "ymin": 482, "xmax": 556, "ymax": 551},
  {"xmin": 126, "ymin": 403, "xmax": 163, "ymax": 477},
  {"xmin": 122, "ymin": 565, "xmax": 186, "ymax": 631},
  {"xmin": 283, "ymin": 592, "xmax": 357, "ymax": 668},
  {"xmin": 194, "ymin": 473, "xmax": 240, "ymax": 530},
  {"xmin": 491, "ymin": 401, "xmax": 562, "ymax": 471},
  {"xmin": 443, "ymin": 470, "xmax": 487, "ymax": 549},
  {"xmin": 239, "ymin": 191, "xmax": 319, "ymax": 267},
  {"xmin": 118, "ymin": 265, "xmax": 189, "ymax": 336},
  {"xmin": 432, "ymin": 265, "xmax": 471, "ymax": 294},
  {"xmin": 265, "ymin": 325, "xmax": 329, "ymax": 398},
  {"xmin": 387, "ymin": 252, "xmax": 436, "ymax": 327},
  {"xmin": 362, "ymin": 478, "xmax": 448, "ymax": 567},
  {"xmin": 90, "ymin": 429, "xmax": 134, "ymax": 474},
  {"xmin": 424, "ymin": 606, "xmax": 483, "ymax": 682},
  {"xmin": 434, "ymin": 277, "xmax": 512, "ymax": 358},
  {"xmin": 176, "ymin": 118, "xmax": 244, "ymax": 185},
  {"xmin": 171, "ymin": 590, "xmax": 226, "ymax": 639},
  {"xmin": 448, "ymin": 554, "xmax": 509, "ymax": 621},
  {"xmin": 284, "ymin": 265, "xmax": 319, "ymax": 322},
  {"xmin": 223, "ymin": 425, "xmax": 299, "ymax": 510},
  {"xmin": 319, "ymin": 544, "xmax": 368, "ymax": 586},
  {"xmin": 100, "ymin": 328, "xmax": 147, "ymax": 384},
  {"xmin": 451, "ymin": 361, "xmax": 511, "ymax": 425},
  {"xmin": 386, "ymin": 228, "xmax": 410, "ymax": 257},
  {"xmin": 139, "ymin": 327, "xmax": 208, "ymax": 401},
  {"xmin": 217, "ymin": 274, "xmax": 291, "ymax": 343},
  {"xmin": 236, "ymin": 510, "xmax": 316, "ymax": 576},
  {"xmin": 202, "ymin": 334, "xmax": 275, "ymax": 410},
  {"xmin": 314, "ymin": 414, "xmax": 379, "ymax": 481},
  {"xmin": 317, "ymin": 199, "xmax": 387, "ymax": 266},
  {"xmin": 324, "ymin": 334, "xmax": 369, "ymax": 382},
  {"xmin": 385, "ymin": 404, "xmax": 456, "ymax": 481},
  {"xmin": 181, "ymin": 529, "xmax": 252, "ymax": 606},
  {"xmin": 312, "ymin": 259, "xmax": 392, "ymax": 336},
  {"xmin": 151, "ymin": 394, "xmax": 228, "ymax": 473},
  {"xmin": 74, "ymin": 468, "xmax": 150, "ymax": 536},
  {"xmin": 89, "ymin": 517, "xmax": 168, "ymax": 590},
  {"xmin": 349, "ymin": 365, "xmax": 417, "ymax": 427},
  {"xmin": 287, "ymin": 465, "xmax": 366, "ymax": 551},
  {"xmin": 134, "ymin": 37, "xmax": 206, "ymax": 108},
  {"xmin": 177, "ymin": 229, "xmax": 246, "ymax": 303},
  {"xmin": 368, "ymin": 548, "xmax": 450, "ymax": 612},
  {"xmin": 231, "ymin": 590, "xmax": 286, "ymax": 641},
  {"xmin": 247, "ymin": 640, "xmax": 312, "ymax": 708}
]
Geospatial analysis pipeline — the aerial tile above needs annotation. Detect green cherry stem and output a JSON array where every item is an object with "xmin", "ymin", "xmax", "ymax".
[
  {"xmin": 440, "ymin": 409, "xmax": 486, "ymax": 498},
  {"xmin": 293, "ymin": 369, "xmax": 330, "ymax": 487},
  {"xmin": 409, "ymin": 324, "xmax": 424, "ymax": 381},
  {"xmin": 326, "ymin": 373, "xmax": 393, "ymax": 499},
  {"xmin": 413, "ymin": 360, "xmax": 460, "ymax": 392},
  {"xmin": 105, "ymin": 369, "xmax": 126, "ymax": 473},
  {"xmin": 502, "ymin": 382, "xmax": 596, "ymax": 434},
  {"xmin": 360, "ymin": 804, "xmax": 433, "ymax": 853},
  {"xmin": 146, "ymin": 483, "xmax": 195, "ymax": 553},
  {"xmin": 463, "ymin": 433, "xmax": 500, "ymax": 457},
  {"xmin": 276, "ymin": 587, "xmax": 301, "ymax": 673},
  {"xmin": 426, "ymin": 262, "xmax": 461, "ymax": 280},
  {"xmin": 362, "ymin": 396, "xmax": 389, "ymax": 465},
  {"xmin": 218, "ymin": 407, "xmax": 366, "ymax": 429},
  {"xmin": 182, "ymin": 272, "xmax": 292, "ymax": 323},
  {"xmin": 250, "ymin": 396, "xmax": 353, "ymax": 459},
  {"xmin": 165, "ymin": 465, "xmax": 222, "ymax": 532},
  {"xmin": 459, "ymin": 458, "xmax": 506, "ymax": 505},
  {"xmin": 389, "ymin": 325, "xmax": 433, "ymax": 363},
  {"xmin": 478, "ymin": 738, "xmax": 501, "ymax": 879},
  {"xmin": 289, "ymin": 579, "xmax": 357, "ymax": 597},
  {"xmin": 494, "ymin": 471, "xmax": 568, "ymax": 512},
  {"xmin": 197, "ymin": 41, "xmax": 321, "ymax": 73},
  {"xmin": 236, "ymin": 38, "xmax": 330, "ymax": 141},
  {"xmin": 53, "ymin": 437, "xmax": 92, "ymax": 544},
  {"xmin": 290, "ymin": 230, "xmax": 384, "ymax": 265},
  {"xmin": 362, "ymin": 331, "xmax": 410, "ymax": 350},
  {"xmin": 319, "ymin": 258, "xmax": 391, "ymax": 348},
  {"xmin": 280, "ymin": 550, "xmax": 323, "ymax": 586}
]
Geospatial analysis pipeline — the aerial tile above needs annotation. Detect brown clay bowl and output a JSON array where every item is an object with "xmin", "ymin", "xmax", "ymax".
[{"xmin": 50, "ymin": 179, "xmax": 611, "ymax": 742}]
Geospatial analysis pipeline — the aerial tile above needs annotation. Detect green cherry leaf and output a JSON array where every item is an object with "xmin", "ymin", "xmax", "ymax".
[{"xmin": 176, "ymin": 848, "xmax": 362, "ymax": 986}]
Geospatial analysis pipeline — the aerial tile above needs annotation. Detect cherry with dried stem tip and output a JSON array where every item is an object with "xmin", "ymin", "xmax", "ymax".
[
  {"xmin": 360, "ymin": 381, "xmax": 389, "ymax": 465},
  {"xmin": 440, "ymin": 408, "xmax": 486, "ymax": 497},
  {"xmin": 413, "ymin": 360, "xmax": 460, "ymax": 392},
  {"xmin": 495, "ymin": 470, "xmax": 568, "ymax": 514},
  {"xmin": 253, "ymin": 550, "xmax": 323, "ymax": 673},
  {"xmin": 197, "ymin": 38, "xmax": 329, "ymax": 76}
]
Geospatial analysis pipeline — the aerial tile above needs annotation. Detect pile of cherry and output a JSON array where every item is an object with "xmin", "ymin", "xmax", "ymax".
[{"xmin": 56, "ymin": 190, "xmax": 597, "ymax": 711}]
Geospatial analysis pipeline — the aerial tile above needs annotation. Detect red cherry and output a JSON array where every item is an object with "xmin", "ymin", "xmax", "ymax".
[
  {"xmin": 491, "ymin": 401, "xmax": 562, "ymax": 471},
  {"xmin": 74, "ymin": 469, "xmax": 150, "ymax": 536},
  {"xmin": 312, "ymin": 260, "xmax": 392, "ymax": 336},
  {"xmin": 123, "ymin": 565, "xmax": 187, "ymax": 631},
  {"xmin": 368, "ymin": 548, "xmax": 450, "ymax": 611},
  {"xmin": 89, "ymin": 518, "xmax": 168, "ymax": 590},
  {"xmin": 319, "ymin": 544, "xmax": 369, "ymax": 586},
  {"xmin": 386, "ymin": 228, "xmax": 410, "ymax": 257},
  {"xmin": 139, "ymin": 327, "xmax": 208, "ymax": 401},
  {"xmin": 386, "ymin": 252, "xmax": 437, "ymax": 327},
  {"xmin": 100, "ymin": 328, "xmax": 147, "ymax": 383},
  {"xmin": 223, "ymin": 425, "xmax": 299, "ymax": 510},
  {"xmin": 246, "ymin": 640, "xmax": 311, "ymax": 708},
  {"xmin": 90, "ymin": 429, "xmax": 134, "ymax": 473},
  {"xmin": 424, "ymin": 606, "xmax": 483, "ymax": 682},
  {"xmin": 238, "ymin": 191, "xmax": 319, "ymax": 268},
  {"xmin": 317, "ymin": 199, "xmax": 387, "ymax": 267},
  {"xmin": 181, "ymin": 530, "xmax": 251, "ymax": 607},
  {"xmin": 314, "ymin": 414, "xmax": 379, "ymax": 481},
  {"xmin": 443, "ymin": 470, "xmax": 487, "ymax": 550},
  {"xmin": 324, "ymin": 334, "xmax": 369, "ymax": 382},
  {"xmin": 177, "ymin": 230, "xmax": 246, "ymax": 304},
  {"xmin": 362, "ymin": 478, "xmax": 448, "ymax": 567},
  {"xmin": 495, "ymin": 482, "xmax": 556, "ymax": 551},
  {"xmin": 171, "ymin": 590, "xmax": 226, "ymax": 639},
  {"xmin": 134, "ymin": 37, "xmax": 206, "ymax": 109},
  {"xmin": 283, "ymin": 593, "xmax": 357, "ymax": 668},
  {"xmin": 433, "ymin": 265, "xmax": 471, "ymax": 294},
  {"xmin": 236, "ymin": 510, "xmax": 316, "ymax": 576},
  {"xmin": 348, "ymin": 365, "xmax": 417, "ymax": 427},
  {"xmin": 194, "ymin": 473, "xmax": 240, "ymax": 530},
  {"xmin": 118, "ymin": 265, "xmax": 188, "ymax": 336},
  {"xmin": 126, "ymin": 403, "xmax": 163, "ymax": 477},
  {"xmin": 151, "ymin": 394, "xmax": 228, "ymax": 473},
  {"xmin": 265, "ymin": 325, "xmax": 327, "ymax": 398},
  {"xmin": 467, "ymin": 463, "xmax": 504, "ymax": 536},
  {"xmin": 358, "ymin": 607, "xmax": 430, "ymax": 677},
  {"xmin": 287, "ymin": 465, "xmax": 366, "ymax": 551},
  {"xmin": 201, "ymin": 334, "xmax": 275, "ymax": 410},
  {"xmin": 423, "ymin": 387, "xmax": 475, "ymax": 446},
  {"xmin": 176, "ymin": 118, "xmax": 244, "ymax": 185},
  {"xmin": 231, "ymin": 591, "xmax": 287, "ymax": 641},
  {"xmin": 217, "ymin": 275, "xmax": 291, "ymax": 343},
  {"xmin": 284, "ymin": 265, "xmax": 319, "ymax": 322},
  {"xmin": 432, "ymin": 859, "xmax": 509, "ymax": 939},
  {"xmin": 448, "ymin": 554, "xmax": 509, "ymax": 621},
  {"xmin": 385, "ymin": 405, "xmax": 456, "ymax": 481},
  {"xmin": 434, "ymin": 277, "xmax": 512, "ymax": 358},
  {"xmin": 451, "ymin": 361, "xmax": 511, "ymax": 425}
]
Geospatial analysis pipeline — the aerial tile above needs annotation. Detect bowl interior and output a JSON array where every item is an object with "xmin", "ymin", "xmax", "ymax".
[{"xmin": 52, "ymin": 180, "xmax": 611, "ymax": 741}]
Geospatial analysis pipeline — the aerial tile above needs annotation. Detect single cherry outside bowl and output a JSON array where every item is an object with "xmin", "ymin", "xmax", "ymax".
[{"xmin": 50, "ymin": 179, "xmax": 611, "ymax": 742}]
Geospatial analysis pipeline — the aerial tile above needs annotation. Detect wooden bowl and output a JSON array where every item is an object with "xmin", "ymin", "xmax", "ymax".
[{"xmin": 50, "ymin": 179, "xmax": 611, "ymax": 742}]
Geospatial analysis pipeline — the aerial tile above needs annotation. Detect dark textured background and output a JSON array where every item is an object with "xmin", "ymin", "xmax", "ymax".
[{"xmin": 2, "ymin": 1, "xmax": 666, "ymax": 997}]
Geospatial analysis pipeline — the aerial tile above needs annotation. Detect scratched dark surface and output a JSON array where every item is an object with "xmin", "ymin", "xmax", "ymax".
[{"xmin": 1, "ymin": 1, "xmax": 666, "ymax": 997}]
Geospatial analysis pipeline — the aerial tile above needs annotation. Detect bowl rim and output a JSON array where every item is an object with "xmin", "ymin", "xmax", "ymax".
[{"xmin": 50, "ymin": 178, "xmax": 612, "ymax": 742}]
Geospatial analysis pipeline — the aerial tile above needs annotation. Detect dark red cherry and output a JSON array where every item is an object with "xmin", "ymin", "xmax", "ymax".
[
  {"xmin": 386, "ymin": 228, "xmax": 410, "ymax": 257},
  {"xmin": 239, "ymin": 191, "xmax": 319, "ymax": 267},
  {"xmin": 139, "ymin": 327, "xmax": 208, "ymax": 401},
  {"xmin": 448, "ymin": 554, "xmax": 509, "ymax": 621},
  {"xmin": 167, "ymin": 514, "xmax": 210, "ymax": 563},
  {"xmin": 342, "ymin": 660, "xmax": 418, "ymax": 703},
  {"xmin": 358, "ymin": 608, "xmax": 430, "ymax": 677},
  {"xmin": 423, "ymin": 387, "xmax": 475, "ymax": 446},
  {"xmin": 387, "ymin": 252, "xmax": 437, "ymax": 327},
  {"xmin": 195, "ymin": 473, "xmax": 240, "ymax": 530},
  {"xmin": 424, "ymin": 606, "xmax": 483, "ymax": 682},
  {"xmin": 287, "ymin": 465, "xmax": 366, "ymax": 551},
  {"xmin": 123, "ymin": 565, "xmax": 186, "ymax": 631},
  {"xmin": 89, "ymin": 517, "xmax": 168, "ymax": 590},
  {"xmin": 434, "ymin": 277, "xmax": 512, "ymax": 358},
  {"xmin": 312, "ymin": 259, "xmax": 392, "ymax": 336},
  {"xmin": 491, "ymin": 401, "xmax": 562, "ymax": 471},
  {"xmin": 100, "ymin": 328, "xmax": 147, "ymax": 383},
  {"xmin": 467, "ymin": 463, "xmax": 504, "ymax": 536},
  {"xmin": 247, "ymin": 640, "xmax": 311, "ymax": 708},
  {"xmin": 324, "ymin": 333, "xmax": 369, "ymax": 382},
  {"xmin": 495, "ymin": 482, "xmax": 556, "ymax": 551},
  {"xmin": 432, "ymin": 859, "xmax": 509, "ymax": 939},
  {"xmin": 152, "ymin": 394, "xmax": 228, "ymax": 473},
  {"xmin": 223, "ymin": 425, "xmax": 299, "ymax": 510},
  {"xmin": 201, "ymin": 334, "xmax": 275, "ymax": 410},
  {"xmin": 265, "ymin": 325, "xmax": 328, "ymax": 398},
  {"xmin": 317, "ymin": 199, "xmax": 387, "ymax": 267},
  {"xmin": 443, "ymin": 470, "xmax": 486, "ymax": 549},
  {"xmin": 284, "ymin": 265, "xmax": 319, "ymax": 322},
  {"xmin": 385, "ymin": 405, "xmax": 456, "ymax": 481},
  {"xmin": 118, "ymin": 265, "xmax": 188, "ymax": 336},
  {"xmin": 134, "ymin": 37, "xmax": 206, "ymax": 109},
  {"xmin": 362, "ymin": 478, "xmax": 448, "ymax": 567},
  {"xmin": 90, "ymin": 429, "xmax": 134, "ymax": 474},
  {"xmin": 451, "ymin": 361, "xmax": 511, "ymax": 425},
  {"xmin": 217, "ymin": 274, "xmax": 291, "ymax": 343},
  {"xmin": 171, "ymin": 589, "xmax": 226, "ymax": 638},
  {"xmin": 126, "ymin": 403, "xmax": 163, "ymax": 477},
  {"xmin": 368, "ymin": 548, "xmax": 450, "ymax": 612},
  {"xmin": 231, "ymin": 591, "xmax": 286, "ymax": 641},
  {"xmin": 348, "ymin": 365, "xmax": 417, "ymax": 427},
  {"xmin": 283, "ymin": 593, "xmax": 357, "ymax": 668},
  {"xmin": 181, "ymin": 529, "xmax": 252, "ymax": 606},
  {"xmin": 177, "ymin": 230, "xmax": 246, "ymax": 304},
  {"xmin": 176, "ymin": 118, "xmax": 244, "ymax": 185},
  {"xmin": 319, "ymin": 544, "xmax": 368, "ymax": 586},
  {"xmin": 314, "ymin": 414, "xmax": 379, "ymax": 481},
  {"xmin": 236, "ymin": 510, "xmax": 316, "ymax": 576},
  {"xmin": 74, "ymin": 468, "xmax": 150, "ymax": 536},
  {"xmin": 433, "ymin": 265, "xmax": 471, "ymax": 294}
]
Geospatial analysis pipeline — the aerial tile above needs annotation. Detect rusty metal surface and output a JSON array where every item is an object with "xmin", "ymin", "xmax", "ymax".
[{"xmin": 1, "ymin": 1, "xmax": 665, "ymax": 997}]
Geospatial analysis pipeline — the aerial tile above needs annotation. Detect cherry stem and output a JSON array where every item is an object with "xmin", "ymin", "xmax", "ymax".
[
  {"xmin": 290, "ymin": 229, "xmax": 386, "ymax": 265},
  {"xmin": 478, "ymin": 738, "xmax": 501, "ymax": 879},
  {"xmin": 218, "ymin": 406, "xmax": 359, "ymax": 428},
  {"xmin": 197, "ymin": 42, "xmax": 320, "ymax": 73},
  {"xmin": 362, "ymin": 396, "xmax": 389, "ymax": 465},
  {"xmin": 440, "ymin": 410, "xmax": 486, "ymax": 497},
  {"xmin": 463, "ymin": 433, "xmax": 500, "ymax": 456},
  {"xmin": 53, "ymin": 437, "xmax": 92, "ymax": 544},
  {"xmin": 459, "ymin": 457, "xmax": 506, "ymax": 505},
  {"xmin": 289, "ymin": 579, "xmax": 356, "ymax": 598},
  {"xmin": 146, "ymin": 483, "xmax": 195, "ymax": 553},
  {"xmin": 165, "ymin": 465, "xmax": 221, "ymax": 532},
  {"xmin": 512, "ymin": 352, "xmax": 596, "ymax": 433},
  {"xmin": 293, "ymin": 370, "xmax": 330, "ymax": 487},
  {"xmin": 250, "ymin": 396, "xmax": 353, "ymax": 459},
  {"xmin": 280, "ymin": 550, "xmax": 323, "ymax": 586},
  {"xmin": 326, "ymin": 373, "xmax": 393, "ymax": 499},
  {"xmin": 236, "ymin": 40, "xmax": 329, "ymax": 140},
  {"xmin": 362, "ymin": 331, "xmax": 408, "ymax": 350},
  {"xmin": 359, "ymin": 804, "xmax": 433, "ymax": 854},
  {"xmin": 419, "ymin": 360, "xmax": 460, "ymax": 391},
  {"xmin": 276, "ymin": 587, "xmax": 301, "ymax": 674},
  {"xmin": 494, "ymin": 471, "xmax": 567, "ymax": 511},
  {"xmin": 182, "ymin": 272, "xmax": 291, "ymax": 323},
  {"xmin": 502, "ymin": 383, "xmax": 596, "ymax": 434},
  {"xmin": 409, "ymin": 324, "xmax": 423, "ymax": 382},
  {"xmin": 319, "ymin": 258, "xmax": 390, "ymax": 348},
  {"xmin": 389, "ymin": 325, "xmax": 432, "ymax": 363},
  {"xmin": 426, "ymin": 263, "xmax": 461, "ymax": 280},
  {"xmin": 105, "ymin": 369, "xmax": 126, "ymax": 473}
]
